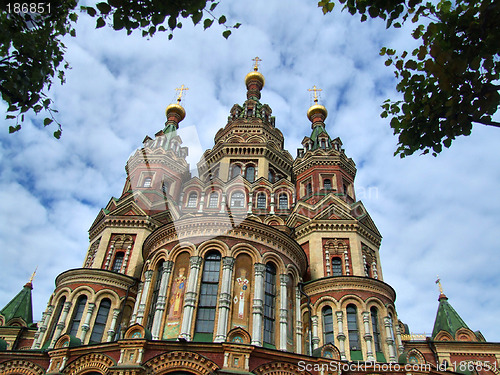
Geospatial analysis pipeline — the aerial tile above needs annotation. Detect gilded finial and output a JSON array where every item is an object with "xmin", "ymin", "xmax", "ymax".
[
  {"xmin": 29, "ymin": 266, "xmax": 37, "ymax": 284},
  {"xmin": 308, "ymin": 85, "xmax": 323, "ymax": 104},
  {"xmin": 435, "ymin": 275, "xmax": 444, "ymax": 294},
  {"xmin": 175, "ymin": 84, "xmax": 189, "ymax": 104},
  {"xmin": 252, "ymin": 56, "xmax": 262, "ymax": 71}
]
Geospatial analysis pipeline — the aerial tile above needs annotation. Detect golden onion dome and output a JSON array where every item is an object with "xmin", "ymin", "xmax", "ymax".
[
  {"xmin": 307, "ymin": 103, "xmax": 328, "ymax": 121},
  {"xmin": 165, "ymin": 103, "xmax": 186, "ymax": 121},
  {"xmin": 245, "ymin": 70, "xmax": 265, "ymax": 88}
]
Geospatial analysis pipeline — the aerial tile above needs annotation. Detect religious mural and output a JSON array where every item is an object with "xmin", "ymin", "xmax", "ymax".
[
  {"xmin": 231, "ymin": 254, "xmax": 252, "ymax": 330},
  {"xmin": 163, "ymin": 252, "xmax": 190, "ymax": 339}
]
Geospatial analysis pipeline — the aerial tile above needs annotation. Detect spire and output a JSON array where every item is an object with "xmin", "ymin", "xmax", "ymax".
[
  {"xmin": 0, "ymin": 276, "xmax": 34, "ymax": 326},
  {"xmin": 305, "ymin": 85, "xmax": 332, "ymax": 151},
  {"xmin": 165, "ymin": 84, "xmax": 188, "ymax": 129},
  {"xmin": 245, "ymin": 56, "xmax": 265, "ymax": 100},
  {"xmin": 431, "ymin": 278, "xmax": 469, "ymax": 339}
]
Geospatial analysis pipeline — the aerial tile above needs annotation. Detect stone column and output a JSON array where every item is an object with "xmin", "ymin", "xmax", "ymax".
[
  {"xmin": 269, "ymin": 194, "xmax": 275, "ymax": 214},
  {"xmin": 49, "ymin": 301, "xmax": 72, "ymax": 349},
  {"xmin": 295, "ymin": 288, "xmax": 302, "ymax": 354},
  {"xmin": 104, "ymin": 245, "xmax": 114, "ymax": 270},
  {"xmin": 151, "ymin": 261, "xmax": 174, "ymax": 340},
  {"xmin": 136, "ymin": 270, "xmax": 154, "ymax": 325},
  {"xmin": 247, "ymin": 193, "xmax": 253, "ymax": 214},
  {"xmin": 107, "ymin": 308, "xmax": 121, "ymax": 342},
  {"xmin": 251, "ymin": 263, "xmax": 265, "ymax": 346},
  {"xmin": 362, "ymin": 311, "xmax": 375, "ymax": 362},
  {"xmin": 32, "ymin": 304, "xmax": 53, "ymax": 349},
  {"xmin": 279, "ymin": 274, "xmax": 288, "ymax": 351},
  {"xmin": 198, "ymin": 192, "xmax": 206, "ymax": 213},
  {"xmin": 179, "ymin": 256, "xmax": 203, "ymax": 341},
  {"xmin": 336, "ymin": 311, "xmax": 347, "ymax": 360},
  {"xmin": 311, "ymin": 315, "xmax": 320, "ymax": 350},
  {"xmin": 215, "ymin": 257, "xmax": 235, "ymax": 342},
  {"xmin": 220, "ymin": 192, "xmax": 227, "ymax": 213},
  {"xmin": 384, "ymin": 316, "xmax": 396, "ymax": 362},
  {"xmin": 79, "ymin": 303, "xmax": 96, "ymax": 343},
  {"xmin": 395, "ymin": 324, "xmax": 405, "ymax": 354},
  {"xmin": 120, "ymin": 245, "xmax": 132, "ymax": 273},
  {"xmin": 130, "ymin": 281, "xmax": 144, "ymax": 324}
]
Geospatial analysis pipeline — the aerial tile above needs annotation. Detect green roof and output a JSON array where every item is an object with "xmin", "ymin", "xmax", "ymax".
[
  {"xmin": 431, "ymin": 294, "xmax": 469, "ymax": 339},
  {"xmin": 0, "ymin": 282, "xmax": 33, "ymax": 326},
  {"xmin": 309, "ymin": 123, "xmax": 332, "ymax": 150}
]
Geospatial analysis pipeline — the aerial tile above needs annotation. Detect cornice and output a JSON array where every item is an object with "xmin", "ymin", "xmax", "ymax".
[
  {"xmin": 89, "ymin": 216, "xmax": 160, "ymax": 240},
  {"xmin": 293, "ymin": 153, "xmax": 356, "ymax": 178},
  {"xmin": 55, "ymin": 268, "xmax": 138, "ymax": 293},
  {"xmin": 304, "ymin": 275, "xmax": 396, "ymax": 302}
]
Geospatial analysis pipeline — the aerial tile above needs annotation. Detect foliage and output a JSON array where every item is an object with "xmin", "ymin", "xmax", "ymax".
[
  {"xmin": 320, "ymin": 0, "xmax": 500, "ymax": 157},
  {"xmin": 1, "ymin": 0, "xmax": 239, "ymax": 137}
]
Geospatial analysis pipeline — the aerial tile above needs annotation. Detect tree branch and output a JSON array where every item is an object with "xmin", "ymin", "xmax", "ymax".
[{"xmin": 471, "ymin": 117, "xmax": 500, "ymax": 128}]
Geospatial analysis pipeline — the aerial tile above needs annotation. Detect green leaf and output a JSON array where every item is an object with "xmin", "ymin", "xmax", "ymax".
[
  {"xmin": 96, "ymin": 2, "xmax": 112, "ymax": 14},
  {"xmin": 222, "ymin": 30, "xmax": 231, "ymax": 39},
  {"xmin": 96, "ymin": 17, "xmax": 106, "ymax": 28},
  {"xmin": 210, "ymin": 2, "xmax": 218, "ymax": 11},
  {"xmin": 69, "ymin": 13, "xmax": 78, "ymax": 22},
  {"xmin": 192, "ymin": 11, "xmax": 203, "ymax": 25},
  {"xmin": 385, "ymin": 58, "xmax": 393, "ymax": 66},
  {"xmin": 234, "ymin": 23, "xmax": 242, "ymax": 29},
  {"xmin": 84, "ymin": 6, "xmax": 97, "ymax": 17},
  {"xmin": 168, "ymin": 16, "xmax": 177, "ymax": 29},
  {"xmin": 54, "ymin": 129, "xmax": 62, "ymax": 139},
  {"xmin": 9, "ymin": 125, "xmax": 21, "ymax": 133},
  {"xmin": 204, "ymin": 18, "xmax": 213, "ymax": 29},
  {"xmin": 218, "ymin": 15, "xmax": 227, "ymax": 24},
  {"xmin": 6, "ymin": 115, "xmax": 16, "ymax": 119},
  {"xmin": 44, "ymin": 118, "xmax": 53, "ymax": 126}
]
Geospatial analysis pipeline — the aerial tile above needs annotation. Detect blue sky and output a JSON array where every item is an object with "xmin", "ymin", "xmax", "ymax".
[{"xmin": 1, "ymin": 0, "xmax": 500, "ymax": 341}]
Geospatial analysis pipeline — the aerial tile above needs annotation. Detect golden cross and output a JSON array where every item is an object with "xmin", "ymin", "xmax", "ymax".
[
  {"xmin": 29, "ymin": 266, "xmax": 38, "ymax": 283},
  {"xmin": 435, "ymin": 275, "xmax": 444, "ymax": 294},
  {"xmin": 175, "ymin": 84, "xmax": 189, "ymax": 103},
  {"xmin": 308, "ymin": 85, "xmax": 322, "ymax": 103},
  {"xmin": 252, "ymin": 56, "xmax": 262, "ymax": 71}
]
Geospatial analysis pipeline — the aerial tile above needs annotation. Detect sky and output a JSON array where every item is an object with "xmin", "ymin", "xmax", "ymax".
[{"xmin": 1, "ymin": 0, "xmax": 500, "ymax": 342}]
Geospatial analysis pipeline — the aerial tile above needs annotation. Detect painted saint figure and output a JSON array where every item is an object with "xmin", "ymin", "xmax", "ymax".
[
  {"xmin": 234, "ymin": 269, "xmax": 249, "ymax": 319},
  {"xmin": 169, "ymin": 267, "xmax": 186, "ymax": 319}
]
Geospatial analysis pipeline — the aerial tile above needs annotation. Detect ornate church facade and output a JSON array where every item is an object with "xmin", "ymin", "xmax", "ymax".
[{"xmin": 1, "ymin": 63, "xmax": 499, "ymax": 375}]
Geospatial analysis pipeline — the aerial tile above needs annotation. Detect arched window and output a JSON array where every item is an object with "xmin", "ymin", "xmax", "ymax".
[
  {"xmin": 143, "ymin": 177, "xmax": 152, "ymax": 188},
  {"xmin": 371, "ymin": 307, "xmax": 381, "ymax": 352},
  {"xmin": 320, "ymin": 139, "xmax": 326, "ymax": 149},
  {"xmin": 111, "ymin": 252, "xmax": 124, "ymax": 273},
  {"xmin": 146, "ymin": 261, "xmax": 164, "ymax": 332},
  {"xmin": 187, "ymin": 192, "xmax": 198, "ymax": 208},
  {"xmin": 324, "ymin": 179, "xmax": 332, "ymax": 190},
  {"xmin": 89, "ymin": 299, "xmax": 111, "ymax": 343},
  {"xmin": 257, "ymin": 192, "xmax": 267, "ymax": 209},
  {"xmin": 278, "ymin": 193, "xmax": 288, "ymax": 209},
  {"xmin": 231, "ymin": 164, "xmax": 241, "ymax": 179},
  {"xmin": 322, "ymin": 306, "xmax": 334, "ymax": 345},
  {"xmin": 195, "ymin": 252, "xmax": 221, "ymax": 335},
  {"xmin": 332, "ymin": 257, "xmax": 342, "ymax": 276},
  {"xmin": 263, "ymin": 263, "xmax": 276, "ymax": 345},
  {"xmin": 346, "ymin": 304, "xmax": 360, "ymax": 351},
  {"xmin": 230, "ymin": 191, "xmax": 245, "ymax": 208},
  {"xmin": 245, "ymin": 165, "xmax": 255, "ymax": 182},
  {"xmin": 46, "ymin": 296, "xmax": 66, "ymax": 345},
  {"xmin": 208, "ymin": 192, "xmax": 219, "ymax": 208},
  {"xmin": 161, "ymin": 181, "xmax": 169, "ymax": 195},
  {"xmin": 69, "ymin": 295, "xmax": 87, "ymax": 337},
  {"xmin": 268, "ymin": 170, "xmax": 275, "ymax": 183},
  {"xmin": 306, "ymin": 182, "xmax": 312, "ymax": 197}
]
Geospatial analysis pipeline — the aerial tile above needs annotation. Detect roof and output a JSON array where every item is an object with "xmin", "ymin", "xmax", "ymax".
[
  {"xmin": 431, "ymin": 294, "xmax": 469, "ymax": 339},
  {"xmin": 0, "ymin": 282, "xmax": 33, "ymax": 326},
  {"xmin": 309, "ymin": 123, "xmax": 332, "ymax": 150}
]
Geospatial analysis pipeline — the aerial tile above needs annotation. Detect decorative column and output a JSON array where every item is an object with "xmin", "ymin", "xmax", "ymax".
[
  {"xmin": 279, "ymin": 274, "xmax": 288, "ymax": 350},
  {"xmin": 384, "ymin": 316, "xmax": 397, "ymax": 362},
  {"xmin": 220, "ymin": 192, "xmax": 227, "ymax": 213},
  {"xmin": 179, "ymin": 256, "xmax": 203, "ymax": 341},
  {"xmin": 49, "ymin": 301, "xmax": 72, "ymax": 349},
  {"xmin": 371, "ymin": 262, "xmax": 378, "ymax": 280},
  {"xmin": 136, "ymin": 269, "xmax": 154, "ymax": 325},
  {"xmin": 251, "ymin": 263, "xmax": 265, "ymax": 346},
  {"xmin": 215, "ymin": 257, "xmax": 235, "ymax": 342},
  {"xmin": 311, "ymin": 315, "xmax": 320, "ymax": 350},
  {"xmin": 198, "ymin": 192, "xmax": 206, "ymax": 213},
  {"xmin": 107, "ymin": 308, "xmax": 121, "ymax": 342},
  {"xmin": 336, "ymin": 311, "xmax": 347, "ymax": 360},
  {"xmin": 344, "ymin": 249, "xmax": 350, "ymax": 275},
  {"xmin": 395, "ymin": 324, "xmax": 405, "ymax": 354},
  {"xmin": 247, "ymin": 193, "xmax": 253, "ymax": 214},
  {"xmin": 79, "ymin": 303, "xmax": 96, "ymax": 343},
  {"xmin": 362, "ymin": 311, "xmax": 375, "ymax": 362},
  {"xmin": 120, "ymin": 245, "xmax": 132, "ymax": 273},
  {"xmin": 130, "ymin": 281, "xmax": 144, "ymax": 323},
  {"xmin": 151, "ymin": 261, "xmax": 174, "ymax": 340},
  {"xmin": 269, "ymin": 194, "xmax": 275, "ymax": 214},
  {"xmin": 32, "ymin": 304, "xmax": 53, "ymax": 349},
  {"xmin": 104, "ymin": 245, "xmax": 114, "ymax": 270},
  {"xmin": 295, "ymin": 288, "xmax": 302, "ymax": 354}
]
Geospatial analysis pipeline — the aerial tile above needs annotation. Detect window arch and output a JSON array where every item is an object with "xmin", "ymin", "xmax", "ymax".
[
  {"xmin": 324, "ymin": 178, "xmax": 332, "ymax": 190},
  {"xmin": 322, "ymin": 306, "xmax": 334, "ymax": 345},
  {"xmin": 46, "ymin": 296, "xmax": 66, "ymax": 345},
  {"xmin": 146, "ymin": 261, "xmax": 164, "ymax": 332},
  {"xmin": 331, "ymin": 257, "xmax": 342, "ymax": 276},
  {"xmin": 346, "ymin": 304, "xmax": 360, "ymax": 351},
  {"xmin": 69, "ymin": 295, "xmax": 87, "ymax": 337},
  {"xmin": 195, "ymin": 252, "xmax": 221, "ymax": 335},
  {"xmin": 320, "ymin": 139, "xmax": 326, "ymax": 149},
  {"xmin": 371, "ymin": 307, "xmax": 381, "ymax": 352},
  {"xmin": 89, "ymin": 298, "xmax": 111, "ymax": 343},
  {"xmin": 231, "ymin": 164, "xmax": 241, "ymax": 179},
  {"xmin": 278, "ymin": 193, "xmax": 288, "ymax": 209},
  {"xmin": 257, "ymin": 192, "xmax": 267, "ymax": 209},
  {"xmin": 187, "ymin": 192, "xmax": 198, "ymax": 208},
  {"xmin": 143, "ymin": 177, "xmax": 152, "ymax": 188},
  {"xmin": 230, "ymin": 191, "xmax": 245, "ymax": 208},
  {"xmin": 245, "ymin": 165, "xmax": 255, "ymax": 182},
  {"xmin": 111, "ymin": 252, "xmax": 124, "ymax": 273},
  {"xmin": 263, "ymin": 262, "xmax": 276, "ymax": 346},
  {"xmin": 208, "ymin": 192, "xmax": 219, "ymax": 208}
]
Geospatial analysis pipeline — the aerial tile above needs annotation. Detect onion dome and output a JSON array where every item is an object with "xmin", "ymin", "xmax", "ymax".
[
  {"xmin": 307, "ymin": 85, "xmax": 328, "ymax": 126},
  {"xmin": 245, "ymin": 57, "xmax": 265, "ymax": 99},
  {"xmin": 165, "ymin": 85, "xmax": 188, "ymax": 128}
]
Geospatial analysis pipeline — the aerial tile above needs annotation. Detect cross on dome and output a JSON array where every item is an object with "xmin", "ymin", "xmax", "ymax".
[
  {"xmin": 175, "ymin": 84, "xmax": 189, "ymax": 104},
  {"xmin": 308, "ymin": 85, "xmax": 322, "ymax": 104},
  {"xmin": 252, "ymin": 56, "xmax": 262, "ymax": 71}
]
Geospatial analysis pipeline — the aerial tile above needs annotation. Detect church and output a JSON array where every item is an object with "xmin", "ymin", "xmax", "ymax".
[{"xmin": 1, "ymin": 61, "xmax": 499, "ymax": 375}]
